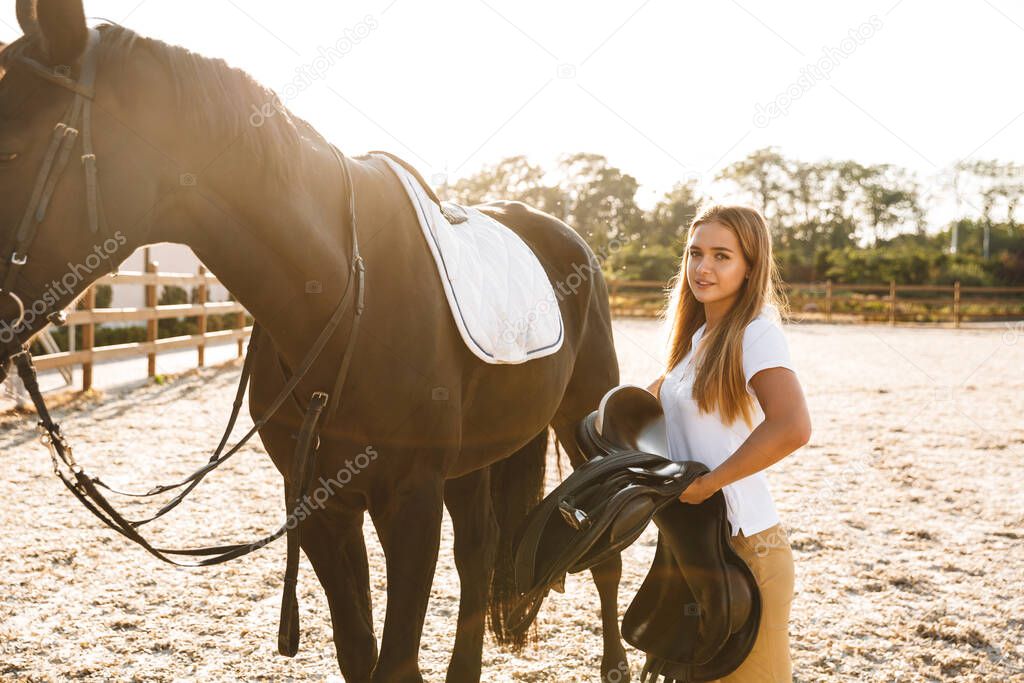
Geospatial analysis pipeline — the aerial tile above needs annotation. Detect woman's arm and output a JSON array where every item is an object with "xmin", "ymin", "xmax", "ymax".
[
  {"xmin": 680, "ymin": 366, "xmax": 811, "ymax": 503},
  {"xmin": 646, "ymin": 374, "xmax": 665, "ymax": 397}
]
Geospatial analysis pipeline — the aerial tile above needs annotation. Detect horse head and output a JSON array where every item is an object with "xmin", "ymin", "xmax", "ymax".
[{"xmin": 0, "ymin": 0, "xmax": 197, "ymax": 371}]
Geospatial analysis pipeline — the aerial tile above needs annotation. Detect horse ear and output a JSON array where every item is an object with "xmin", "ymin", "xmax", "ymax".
[
  {"xmin": 17, "ymin": 0, "xmax": 41, "ymax": 37},
  {"xmin": 34, "ymin": 0, "xmax": 88, "ymax": 67}
]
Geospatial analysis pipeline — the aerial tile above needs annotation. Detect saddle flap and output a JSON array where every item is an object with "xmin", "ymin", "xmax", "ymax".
[
  {"xmin": 511, "ymin": 449, "xmax": 676, "ymax": 601},
  {"xmin": 623, "ymin": 492, "xmax": 763, "ymax": 681}
]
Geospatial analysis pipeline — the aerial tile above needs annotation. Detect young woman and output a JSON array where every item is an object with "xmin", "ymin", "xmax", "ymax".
[{"xmin": 647, "ymin": 204, "xmax": 810, "ymax": 682}]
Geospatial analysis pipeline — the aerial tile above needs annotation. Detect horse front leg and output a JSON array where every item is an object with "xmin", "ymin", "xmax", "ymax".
[
  {"xmin": 368, "ymin": 472, "xmax": 446, "ymax": 683},
  {"xmin": 257, "ymin": 413, "xmax": 379, "ymax": 681},
  {"xmin": 299, "ymin": 506, "xmax": 378, "ymax": 682}
]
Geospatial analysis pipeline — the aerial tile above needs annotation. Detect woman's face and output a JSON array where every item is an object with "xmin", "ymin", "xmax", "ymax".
[{"xmin": 686, "ymin": 221, "xmax": 750, "ymax": 307}]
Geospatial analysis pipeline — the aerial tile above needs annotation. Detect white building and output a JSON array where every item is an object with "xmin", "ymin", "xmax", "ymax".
[{"xmin": 110, "ymin": 243, "xmax": 231, "ymax": 308}]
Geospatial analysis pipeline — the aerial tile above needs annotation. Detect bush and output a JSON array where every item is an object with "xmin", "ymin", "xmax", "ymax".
[{"xmin": 605, "ymin": 242, "xmax": 681, "ymax": 282}]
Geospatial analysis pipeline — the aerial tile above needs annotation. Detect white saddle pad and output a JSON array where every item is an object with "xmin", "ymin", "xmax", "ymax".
[{"xmin": 373, "ymin": 154, "xmax": 564, "ymax": 364}]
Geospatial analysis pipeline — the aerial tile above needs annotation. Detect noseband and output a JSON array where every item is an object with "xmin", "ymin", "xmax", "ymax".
[{"xmin": 2, "ymin": 26, "xmax": 367, "ymax": 658}]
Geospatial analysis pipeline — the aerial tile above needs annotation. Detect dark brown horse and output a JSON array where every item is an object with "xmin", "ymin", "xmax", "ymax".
[{"xmin": 0, "ymin": 2, "xmax": 626, "ymax": 681}]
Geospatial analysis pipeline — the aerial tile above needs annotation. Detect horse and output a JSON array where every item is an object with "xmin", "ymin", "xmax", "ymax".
[{"xmin": 0, "ymin": 2, "xmax": 627, "ymax": 681}]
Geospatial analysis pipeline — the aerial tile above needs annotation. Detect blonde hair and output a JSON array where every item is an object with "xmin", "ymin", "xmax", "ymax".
[{"xmin": 662, "ymin": 204, "xmax": 789, "ymax": 428}]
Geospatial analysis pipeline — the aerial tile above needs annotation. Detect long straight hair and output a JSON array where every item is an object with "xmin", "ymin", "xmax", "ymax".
[{"xmin": 662, "ymin": 204, "xmax": 788, "ymax": 428}]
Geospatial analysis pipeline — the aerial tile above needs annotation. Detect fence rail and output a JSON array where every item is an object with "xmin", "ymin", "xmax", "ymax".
[
  {"xmin": 11, "ymin": 272, "xmax": 1023, "ymax": 400},
  {"xmin": 607, "ymin": 279, "xmax": 1024, "ymax": 325},
  {"xmin": 23, "ymin": 258, "xmax": 251, "ymax": 393}
]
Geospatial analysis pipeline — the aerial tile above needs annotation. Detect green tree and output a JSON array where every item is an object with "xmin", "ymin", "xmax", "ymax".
[
  {"xmin": 606, "ymin": 243, "xmax": 681, "ymax": 282},
  {"xmin": 716, "ymin": 147, "xmax": 788, "ymax": 236},
  {"xmin": 647, "ymin": 181, "xmax": 703, "ymax": 247},
  {"xmin": 448, "ymin": 155, "xmax": 566, "ymax": 219},
  {"xmin": 858, "ymin": 164, "xmax": 923, "ymax": 245},
  {"xmin": 556, "ymin": 153, "xmax": 643, "ymax": 255}
]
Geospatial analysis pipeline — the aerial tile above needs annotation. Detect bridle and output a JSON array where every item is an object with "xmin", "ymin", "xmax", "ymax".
[
  {"xmin": 1, "ymin": 27, "xmax": 366, "ymax": 657},
  {"xmin": 0, "ymin": 28, "xmax": 107, "ymax": 345}
]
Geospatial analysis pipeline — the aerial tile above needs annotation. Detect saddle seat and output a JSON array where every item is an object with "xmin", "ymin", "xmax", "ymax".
[{"xmin": 511, "ymin": 385, "xmax": 762, "ymax": 682}]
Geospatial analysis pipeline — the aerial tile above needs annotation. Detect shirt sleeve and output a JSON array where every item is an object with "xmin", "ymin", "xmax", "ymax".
[{"xmin": 742, "ymin": 318, "xmax": 794, "ymax": 393}]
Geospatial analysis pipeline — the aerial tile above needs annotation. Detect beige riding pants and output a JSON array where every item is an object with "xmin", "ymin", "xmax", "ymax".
[{"xmin": 714, "ymin": 524, "xmax": 795, "ymax": 683}]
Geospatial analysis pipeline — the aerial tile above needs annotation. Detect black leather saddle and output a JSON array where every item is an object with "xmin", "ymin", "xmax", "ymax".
[{"xmin": 511, "ymin": 386, "xmax": 761, "ymax": 682}]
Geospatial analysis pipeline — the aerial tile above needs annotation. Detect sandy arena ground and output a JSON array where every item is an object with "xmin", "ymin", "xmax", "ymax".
[{"xmin": 1, "ymin": 319, "xmax": 1022, "ymax": 682}]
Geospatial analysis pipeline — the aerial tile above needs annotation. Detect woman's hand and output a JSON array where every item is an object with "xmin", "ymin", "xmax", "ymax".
[{"xmin": 678, "ymin": 474, "xmax": 716, "ymax": 504}]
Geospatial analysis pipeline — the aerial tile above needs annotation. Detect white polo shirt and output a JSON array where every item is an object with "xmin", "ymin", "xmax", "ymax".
[{"xmin": 658, "ymin": 305, "xmax": 795, "ymax": 536}]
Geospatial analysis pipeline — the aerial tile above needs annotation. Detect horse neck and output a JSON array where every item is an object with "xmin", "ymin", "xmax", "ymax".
[{"xmin": 153, "ymin": 141, "xmax": 355, "ymax": 363}]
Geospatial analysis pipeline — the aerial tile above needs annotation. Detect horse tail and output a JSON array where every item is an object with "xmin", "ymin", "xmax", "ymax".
[{"xmin": 488, "ymin": 427, "xmax": 548, "ymax": 650}]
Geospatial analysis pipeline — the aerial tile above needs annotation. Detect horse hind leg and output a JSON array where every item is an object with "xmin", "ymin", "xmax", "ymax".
[
  {"xmin": 552, "ymin": 415, "xmax": 631, "ymax": 683},
  {"xmin": 443, "ymin": 467, "xmax": 498, "ymax": 683}
]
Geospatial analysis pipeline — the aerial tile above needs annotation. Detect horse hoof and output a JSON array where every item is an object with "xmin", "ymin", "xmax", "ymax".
[{"xmin": 601, "ymin": 649, "xmax": 631, "ymax": 683}]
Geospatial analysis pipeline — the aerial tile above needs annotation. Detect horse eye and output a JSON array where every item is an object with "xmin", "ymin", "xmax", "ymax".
[{"xmin": 0, "ymin": 152, "xmax": 16, "ymax": 162}]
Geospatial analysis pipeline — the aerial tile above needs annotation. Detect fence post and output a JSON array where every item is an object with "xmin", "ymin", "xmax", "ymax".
[
  {"xmin": 825, "ymin": 279, "xmax": 833, "ymax": 323},
  {"xmin": 82, "ymin": 286, "xmax": 96, "ymax": 391},
  {"xmin": 146, "ymin": 258, "xmax": 158, "ymax": 378},
  {"xmin": 236, "ymin": 298, "xmax": 245, "ymax": 358},
  {"xmin": 889, "ymin": 280, "xmax": 896, "ymax": 326},
  {"xmin": 953, "ymin": 280, "xmax": 961, "ymax": 329},
  {"xmin": 197, "ymin": 265, "xmax": 207, "ymax": 367}
]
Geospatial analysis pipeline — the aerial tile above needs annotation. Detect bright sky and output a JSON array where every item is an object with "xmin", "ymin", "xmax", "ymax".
[{"xmin": 2, "ymin": 0, "xmax": 1023, "ymax": 229}]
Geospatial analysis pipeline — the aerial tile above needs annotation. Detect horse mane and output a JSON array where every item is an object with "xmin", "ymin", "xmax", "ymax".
[{"xmin": 94, "ymin": 24, "xmax": 306, "ymax": 183}]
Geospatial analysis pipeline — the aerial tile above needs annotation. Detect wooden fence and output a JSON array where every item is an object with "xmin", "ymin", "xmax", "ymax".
[
  {"xmin": 13, "ymin": 273, "xmax": 1023, "ymax": 397},
  {"xmin": 607, "ymin": 279, "xmax": 1024, "ymax": 326},
  {"xmin": 28, "ymin": 258, "xmax": 250, "ymax": 392}
]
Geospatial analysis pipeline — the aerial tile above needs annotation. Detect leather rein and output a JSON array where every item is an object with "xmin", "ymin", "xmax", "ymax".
[{"xmin": 1, "ymin": 28, "xmax": 365, "ymax": 656}]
